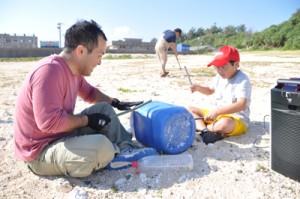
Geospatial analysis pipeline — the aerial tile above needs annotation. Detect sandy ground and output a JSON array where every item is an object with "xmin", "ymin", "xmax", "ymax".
[{"xmin": 0, "ymin": 51, "xmax": 300, "ymax": 199}]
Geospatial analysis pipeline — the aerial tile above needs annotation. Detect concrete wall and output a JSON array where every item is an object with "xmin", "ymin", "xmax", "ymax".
[
  {"xmin": 0, "ymin": 48, "xmax": 62, "ymax": 58},
  {"xmin": 0, "ymin": 47, "xmax": 195, "ymax": 58},
  {"xmin": 0, "ymin": 48, "xmax": 157, "ymax": 58}
]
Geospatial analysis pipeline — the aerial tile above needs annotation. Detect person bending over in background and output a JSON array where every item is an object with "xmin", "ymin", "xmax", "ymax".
[
  {"xmin": 188, "ymin": 45, "xmax": 251, "ymax": 144},
  {"xmin": 13, "ymin": 19, "xmax": 157, "ymax": 178},
  {"xmin": 155, "ymin": 28, "xmax": 182, "ymax": 77}
]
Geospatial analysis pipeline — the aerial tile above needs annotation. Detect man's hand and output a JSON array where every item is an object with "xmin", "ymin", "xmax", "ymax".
[
  {"xmin": 86, "ymin": 113, "xmax": 111, "ymax": 131},
  {"xmin": 111, "ymin": 98, "xmax": 143, "ymax": 110}
]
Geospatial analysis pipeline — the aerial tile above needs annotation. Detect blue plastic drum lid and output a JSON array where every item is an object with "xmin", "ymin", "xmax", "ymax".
[{"xmin": 130, "ymin": 101, "xmax": 196, "ymax": 154}]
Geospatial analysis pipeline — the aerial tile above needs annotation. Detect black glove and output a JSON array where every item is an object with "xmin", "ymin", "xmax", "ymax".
[
  {"xmin": 86, "ymin": 113, "xmax": 111, "ymax": 131},
  {"xmin": 111, "ymin": 98, "xmax": 144, "ymax": 110}
]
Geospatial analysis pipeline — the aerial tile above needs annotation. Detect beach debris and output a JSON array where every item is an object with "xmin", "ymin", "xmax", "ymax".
[
  {"xmin": 67, "ymin": 187, "xmax": 88, "ymax": 199},
  {"xmin": 54, "ymin": 178, "xmax": 73, "ymax": 193},
  {"xmin": 114, "ymin": 177, "xmax": 127, "ymax": 187}
]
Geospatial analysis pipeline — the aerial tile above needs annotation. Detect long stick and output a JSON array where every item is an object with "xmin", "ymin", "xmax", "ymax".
[
  {"xmin": 115, "ymin": 100, "xmax": 152, "ymax": 117},
  {"xmin": 184, "ymin": 66, "xmax": 193, "ymax": 85},
  {"xmin": 176, "ymin": 57, "xmax": 182, "ymax": 69}
]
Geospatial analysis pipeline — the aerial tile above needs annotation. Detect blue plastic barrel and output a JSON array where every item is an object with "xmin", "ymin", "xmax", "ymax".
[{"xmin": 130, "ymin": 101, "xmax": 196, "ymax": 154}]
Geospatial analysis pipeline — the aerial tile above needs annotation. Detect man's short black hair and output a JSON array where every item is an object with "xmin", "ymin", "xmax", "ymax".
[
  {"xmin": 174, "ymin": 28, "xmax": 182, "ymax": 36},
  {"xmin": 64, "ymin": 20, "xmax": 107, "ymax": 53}
]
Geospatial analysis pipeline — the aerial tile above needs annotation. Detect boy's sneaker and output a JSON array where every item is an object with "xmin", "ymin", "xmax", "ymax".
[
  {"xmin": 106, "ymin": 147, "xmax": 157, "ymax": 170},
  {"xmin": 200, "ymin": 129, "xmax": 223, "ymax": 145}
]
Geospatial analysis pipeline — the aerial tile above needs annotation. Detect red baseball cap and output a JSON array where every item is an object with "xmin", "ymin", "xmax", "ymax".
[{"xmin": 207, "ymin": 45, "xmax": 240, "ymax": 67}]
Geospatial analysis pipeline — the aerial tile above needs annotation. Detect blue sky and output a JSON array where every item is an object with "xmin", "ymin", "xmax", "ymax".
[{"xmin": 0, "ymin": 0, "xmax": 299, "ymax": 45}]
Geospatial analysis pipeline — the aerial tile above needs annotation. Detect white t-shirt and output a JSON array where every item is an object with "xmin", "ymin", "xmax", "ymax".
[{"xmin": 210, "ymin": 70, "xmax": 251, "ymax": 127}]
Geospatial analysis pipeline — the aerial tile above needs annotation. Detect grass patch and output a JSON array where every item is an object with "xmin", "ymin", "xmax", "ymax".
[
  {"xmin": 256, "ymin": 163, "xmax": 268, "ymax": 172},
  {"xmin": 0, "ymin": 57, "xmax": 42, "ymax": 62},
  {"xmin": 104, "ymin": 54, "xmax": 132, "ymax": 59},
  {"xmin": 190, "ymin": 68, "xmax": 215, "ymax": 76},
  {"xmin": 176, "ymin": 80, "xmax": 191, "ymax": 87},
  {"xmin": 118, "ymin": 87, "xmax": 139, "ymax": 93},
  {"xmin": 242, "ymin": 50, "xmax": 300, "ymax": 58},
  {"xmin": 104, "ymin": 54, "xmax": 154, "ymax": 60},
  {"xmin": 111, "ymin": 186, "xmax": 118, "ymax": 193}
]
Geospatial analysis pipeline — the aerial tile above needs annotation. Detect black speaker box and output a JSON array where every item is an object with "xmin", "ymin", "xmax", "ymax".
[{"xmin": 271, "ymin": 78, "xmax": 300, "ymax": 182}]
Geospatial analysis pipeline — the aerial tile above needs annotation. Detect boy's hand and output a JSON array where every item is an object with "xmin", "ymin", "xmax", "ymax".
[{"xmin": 204, "ymin": 110, "xmax": 219, "ymax": 121}]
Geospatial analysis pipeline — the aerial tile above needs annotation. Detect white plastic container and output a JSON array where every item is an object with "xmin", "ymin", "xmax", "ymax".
[{"xmin": 132, "ymin": 154, "xmax": 193, "ymax": 173}]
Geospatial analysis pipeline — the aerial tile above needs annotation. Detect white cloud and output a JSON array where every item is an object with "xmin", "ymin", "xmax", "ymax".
[{"xmin": 112, "ymin": 26, "xmax": 136, "ymax": 40}]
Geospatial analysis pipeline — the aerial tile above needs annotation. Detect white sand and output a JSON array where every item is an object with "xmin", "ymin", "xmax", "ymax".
[{"xmin": 0, "ymin": 52, "xmax": 300, "ymax": 198}]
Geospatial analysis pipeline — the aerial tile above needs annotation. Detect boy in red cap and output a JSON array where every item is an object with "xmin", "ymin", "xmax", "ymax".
[{"xmin": 188, "ymin": 45, "xmax": 251, "ymax": 144}]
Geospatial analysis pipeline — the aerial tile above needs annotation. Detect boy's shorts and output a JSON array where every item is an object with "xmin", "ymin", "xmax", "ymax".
[{"xmin": 201, "ymin": 109, "xmax": 247, "ymax": 137}]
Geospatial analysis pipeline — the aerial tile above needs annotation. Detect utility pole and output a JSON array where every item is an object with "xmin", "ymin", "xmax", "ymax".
[{"xmin": 57, "ymin": 22, "xmax": 63, "ymax": 48}]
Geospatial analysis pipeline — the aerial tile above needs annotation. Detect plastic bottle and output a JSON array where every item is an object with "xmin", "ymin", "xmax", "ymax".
[{"xmin": 132, "ymin": 154, "xmax": 193, "ymax": 173}]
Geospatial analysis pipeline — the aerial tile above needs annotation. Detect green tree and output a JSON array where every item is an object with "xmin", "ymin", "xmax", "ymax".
[
  {"xmin": 186, "ymin": 27, "xmax": 197, "ymax": 40},
  {"xmin": 180, "ymin": 8, "xmax": 300, "ymax": 51},
  {"xmin": 205, "ymin": 23, "xmax": 222, "ymax": 35},
  {"xmin": 237, "ymin": 24, "xmax": 247, "ymax": 33},
  {"xmin": 224, "ymin": 25, "xmax": 237, "ymax": 36}
]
